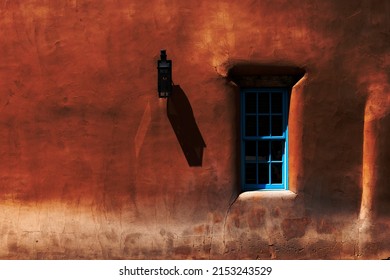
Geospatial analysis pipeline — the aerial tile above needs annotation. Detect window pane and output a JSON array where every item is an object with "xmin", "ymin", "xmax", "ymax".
[
  {"xmin": 245, "ymin": 92, "xmax": 257, "ymax": 113},
  {"xmin": 257, "ymin": 141, "xmax": 269, "ymax": 162},
  {"xmin": 258, "ymin": 92, "xmax": 269, "ymax": 113},
  {"xmin": 245, "ymin": 163, "xmax": 256, "ymax": 184},
  {"xmin": 271, "ymin": 163, "xmax": 283, "ymax": 184},
  {"xmin": 271, "ymin": 92, "xmax": 283, "ymax": 113},
  {"xmin": 245, "ymin": 141, "xmax": 256, "ymax": 161},
  {"xmin": 258, "ymin": 163, "xmax": 269, "ymax": 184},
  {"xmin": 271, "ymin": 140, "xmax": 284, "ymax": 161},
  {"xmin": 258, "ymin": 116, "xmax": 270, "ymax": 136},
  {"xmin": 245, "ymin": 116, "xmax": 257, "ymax": 136},
  {"xmin": 271, "ymin": 115, "xmax": 283, "ymax": 135}
]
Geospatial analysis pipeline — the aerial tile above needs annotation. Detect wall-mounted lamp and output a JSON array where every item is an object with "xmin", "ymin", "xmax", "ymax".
[{"xmin": 157, "ymin": 50, "xmax": 172, "ymax": 98}]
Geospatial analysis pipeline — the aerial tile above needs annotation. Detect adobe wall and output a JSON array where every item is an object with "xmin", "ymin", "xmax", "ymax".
[{"xmin": 0, "ymin": 0, "xmax": 389, "ymax": 259}]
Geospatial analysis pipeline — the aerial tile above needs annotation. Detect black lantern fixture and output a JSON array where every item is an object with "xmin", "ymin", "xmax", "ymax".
[{"xmin": 157, "ymin": 50, "xmax": 172, "ymax": 98}]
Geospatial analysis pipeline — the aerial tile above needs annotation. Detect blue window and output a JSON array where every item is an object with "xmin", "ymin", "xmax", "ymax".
[{"xmin": 241, "ymin": 88, "xmax": 289, "ymax": 191}]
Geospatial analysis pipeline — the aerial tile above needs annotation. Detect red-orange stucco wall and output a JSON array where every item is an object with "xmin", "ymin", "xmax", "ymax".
[{"xmin": 0, "ymin": 0, "xmax": 389, "ymax": 259}]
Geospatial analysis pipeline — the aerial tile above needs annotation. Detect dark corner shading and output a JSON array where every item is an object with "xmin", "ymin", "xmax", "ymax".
[{"xmin": 167, "ymin": 85, "xmax": 206, "ymax": 167}]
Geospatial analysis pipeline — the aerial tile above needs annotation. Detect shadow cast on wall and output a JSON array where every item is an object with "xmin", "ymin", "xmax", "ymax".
[{"xmin": 167, "ymin": 85, "xmax": 206, "ymax": 167}]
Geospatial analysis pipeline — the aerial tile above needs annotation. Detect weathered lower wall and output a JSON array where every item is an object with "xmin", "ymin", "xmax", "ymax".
[{"xmin": 0, "ymin": 0, "xmax": 389, "ymax": 259}]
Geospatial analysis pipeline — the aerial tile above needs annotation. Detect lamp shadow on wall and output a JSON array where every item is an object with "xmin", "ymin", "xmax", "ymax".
[{"xmin": 167, "ymin": 85, "xmax": 206, "ymax": 167}]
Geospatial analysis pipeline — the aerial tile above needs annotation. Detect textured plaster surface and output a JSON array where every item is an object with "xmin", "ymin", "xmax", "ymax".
[{"xmin": 0, "ymin": 0, "xmax": 389, "ymax": 259}]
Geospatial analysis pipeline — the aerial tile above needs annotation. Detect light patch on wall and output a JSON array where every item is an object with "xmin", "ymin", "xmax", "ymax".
[
  {"xmin": 70, "ymin": 0, "xmax": 78, "ymax": 9},
  {"xmin": 20, "ymin": 3, "xmax": 50, "ymax": 18},
  {"xmin": 125, "ymin": 3, "xmax": 137, "ymax": 19},
  {"xmin": 152, "ymin": 0, "xmax": 174, "ymax": 27},
  {"xmin": 134, "ymin": 100, "xmax": 151, "ymax": 159},
  {"xmin": 195, "ymin": 2, "xmax": 235, "ymax": 70},
  {"xmin": 363, "ymin": 72, "xmax": 390, "ymax": 121},
  {"xmin": 359, "ymin": 71, "xmax": 389, "ymax": 224}
]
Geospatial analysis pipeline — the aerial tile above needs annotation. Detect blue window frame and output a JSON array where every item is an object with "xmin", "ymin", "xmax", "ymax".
[{"xmin": 241, "ymin": 88, "xmax": 288, "ymax": 191}]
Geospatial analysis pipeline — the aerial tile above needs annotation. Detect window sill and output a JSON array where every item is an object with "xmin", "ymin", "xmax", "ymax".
[
  {"xmin": 237, "ymin": 190, "xmax": 297, "ymax": 201},
  {"xmin": 228, "ymin": 190, "xmax": 301, "ymax": 217}
]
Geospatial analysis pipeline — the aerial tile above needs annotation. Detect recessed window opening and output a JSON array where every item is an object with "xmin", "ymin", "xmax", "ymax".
[{"xmin": 227, "ymin": 63, "xmax": 305, "ymax": 192}]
